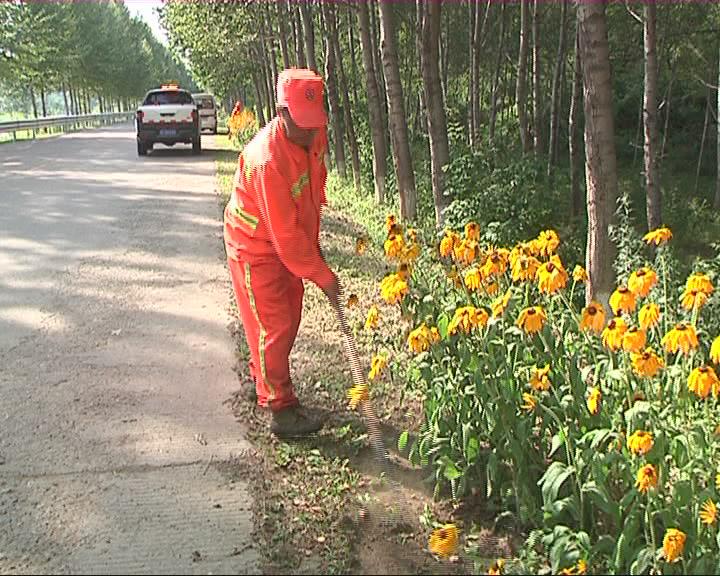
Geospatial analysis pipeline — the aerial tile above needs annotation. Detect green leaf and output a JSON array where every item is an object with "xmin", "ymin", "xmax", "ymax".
[
  {"xmin": 549, "ymin": 431, "xmax": 566, "ymax": 458},
  {"xmin": 397, "ymin": 430, "xmax": 409, "ymax": 453},
  {"xmin": 539, "ymin": 461, "xmax": 574, "ymax": 506},
  {"xmin": 630, "ymin": 547, "xmax": 655, "ymax": 576},
  {"xmin": 437, "ymin": 313, "xmax": 449, "ymax": 339},
  {"xmin": 443, "ymin": 458, "xmax": 462, "ymax": 482}
]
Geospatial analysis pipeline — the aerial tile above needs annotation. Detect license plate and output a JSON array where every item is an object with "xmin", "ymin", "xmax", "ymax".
[{"xmin": 159, "ymin": 128, "xmax": 176, "ymax": 137}]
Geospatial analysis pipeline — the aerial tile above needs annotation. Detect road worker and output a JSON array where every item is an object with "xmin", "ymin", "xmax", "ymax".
[{"xmin": 223, "ymin": 68, "xmax": 341, "ymax": 439}]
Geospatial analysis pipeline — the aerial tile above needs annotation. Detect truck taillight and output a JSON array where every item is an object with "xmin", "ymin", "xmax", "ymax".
[{"xmin": 136, "ymin": 110, "xmax": 144, "ymax": 123}]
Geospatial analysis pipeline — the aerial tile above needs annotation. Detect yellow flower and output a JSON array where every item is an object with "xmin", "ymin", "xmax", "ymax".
[
  {"xmin": 407, "ymin": 228, "xmax": 418, "ymax": 243},
  {"xmin": 573, "ymin": 265, "xmax": 588, "ymax": 283},
  {"xmin": 610, "ymin": 286, "xmax": 637, "ymax": 315},
  {"xmin": 385, "ymin": 214, "xmax": 398, "ymax": 234},
  {"xmin": 516, "ymin": 306, "xmax": 547, "ymax": 335},
  {"xmin": 628, "ymin": 267, "xmax": 658, "ymax": 298},
  {"xmin": 662, "ymin": 323, "xmax": 699, "ymax": 355},
  {"xmin": 428, "ymin": 524, "xmax": 459, "ymax": 558},
  {"xmin": 408, "ymin": 323, "xmax": 440, "ymax": 353},
  {"xmin": 365, "ymin": 305, "xmax": 380, "ymax": 331},
  {"xmin": 465, "ymin": 221, "xmax": 480, "ymax": 241},
  {"xmin": 643, "ymin": 226, "xmax": 673, "ymax": 246},
  {"xmin": 630, "ymin": 348, "xmax": 664, "ymax": 378},
  {"xmin": 380, "ymin": 273, "xmax": 409, "ymax": 305},
  {"xmin": 688, "ymin": 365, "xmax": 720, "ymax": 399},
  {"xmin": 686, "ymin": 272, "xmax": 714, "ymax": 295},
  {"xmin": 480, "ymin": 247, "xmax": 510, "ymax": 279},
  {"xmin": 560, "ymin": 559, "xmax": 588, "ymax": 576},
  {"xmin": 492, "ymin": 290, "xmax": 513, "ymax": 318},
  {"xmin": 347, "ymin": 384, "xmax": 369, "ymax": 410},
  {"xmin": 397, "ymin": 263, "xmax": 411, "ymax": 281},
  {"xmin": 346, "ymin": 294, "xmax": 359, "ymax": 308},
  {"xmin": 483, "ymin": 280, "xmax": 500, "ymax": 296},
  {"xmin": 368, "ymin": 354, "xmax": 388, "ymax": 381},
  {"xmin": 464, "ymin": 267, "xmax": 483, "ymax": 292},
  {"xmin": 700, "ymin": 499, "xmax": 718, "ymax": 525},
  {"xmin": 509, "ymin": 242, "xmax": 535, "ymax": 267},
  {"xmin": 536, "ymin": 255, "xmax": 569, "ymax": 294},
  {"xmin": 384, "ymin": 234, "xmax": 405, "ymax": 260},
  {"xmin": 602, "ymin": 317, "xmax": 628, "ymax": 351},
  {"xmin": 400, "ymin": 242, "xmax": 420, "ymax": 264},
  {"xmin": 440, "ymin": 230, "xmax": 460, "ymax": 258},
  {"xmin": 512, "ymin": 254, "xmax": 541, "ymax": 283},
  {"xmin": 448, "ymin": 306, "xmax": 489, "ymax": 335},
  {"xmin": 587, "ymin": 387, "xmax": 601, "ymax": 415},
  {"xmin": 662, "ymin": 528, "xmax": 686, "ymax": 563},
  {"xmin": 622, "ymin": 327, "xmax": 647, "ymax": 353},
  {"xmin": 355, "ymin": 237, "xmax": 368, "ymax": 256},
  {"xmin": 639, "ymin": 302, "xmax": 661, "ymax": 331},
  {"xmin": 627, "ymin": 430, "xmax": 654, "ymax": 456},
  {"xmin": 681, "ymin": 289, "xmax": 709, "ymax": 311},
  {"xmin": 487, "ymin": 558, "xmax": 505, "ymax": 575},
  {"xmin": 712, "ymin": 335, "xmax": 720, "ymax": 364},
  {"xmin": 454, "ymin": 238, "xmax": 479, "ymax": 266},
  {"xmin": 447, "ymin": 266, "xmax": 463, "ymax": 289},
  {"xmin": 521, "ymin": 393, "xmax": 537, "ymax": 412},
  {"xmin": 635, "ymin": 464, "xmax": 658, "ymax": 494},
  {"xmin": 535, "ymin": 229, "xmax": 560, "ymax": 258},
  {"xmin": 579, "ymin": 302, "xmax": 606, "ymax": 334},
  {"xmin": 529, "ymin": 365, "xmax": 551, "ymax": 392}
]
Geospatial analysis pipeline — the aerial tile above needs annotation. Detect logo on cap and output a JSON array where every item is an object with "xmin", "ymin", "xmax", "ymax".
[{"xmin": 305, "ymin": 88, "xmax": 316, "ymax": 101}]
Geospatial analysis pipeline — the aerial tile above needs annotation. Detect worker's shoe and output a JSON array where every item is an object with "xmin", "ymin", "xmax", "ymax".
[{"xmin": 271, "ymin": 405, "xmax": 323, "ymax": 439}]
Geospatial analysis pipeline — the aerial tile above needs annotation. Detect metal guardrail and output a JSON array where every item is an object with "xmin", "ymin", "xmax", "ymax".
[{"xmin": 0, "ymin": 112, "xmax": 134, "ymax": 141}]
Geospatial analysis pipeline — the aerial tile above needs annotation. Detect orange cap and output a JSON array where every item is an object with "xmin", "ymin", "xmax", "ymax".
[{"xmin": 276, "ymin": 68, "xmax": 328, "ymax": 129}]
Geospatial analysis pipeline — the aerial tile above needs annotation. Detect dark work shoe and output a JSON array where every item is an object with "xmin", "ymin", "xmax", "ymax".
[{"xmin": 271, "ymin": 405, "xmax": 323, "ymax": 439}]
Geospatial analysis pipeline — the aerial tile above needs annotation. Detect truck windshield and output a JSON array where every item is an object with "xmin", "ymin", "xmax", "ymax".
[{"xmin": 143, "ymin": 91, "xmax": 194, "ymax": 106}]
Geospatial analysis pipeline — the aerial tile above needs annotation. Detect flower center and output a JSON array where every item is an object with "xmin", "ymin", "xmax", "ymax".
[
  {"xmin": 588, "ymin": 306, "xmax": 597, "ymax": 315},
  {"xmin": 700, "ymin": 366, "xmax": 709, "ymax": 373},
  {"xmin": 438, "ymin": 530, "xmax": 447, "ymax": 539},
  {"xmin": 527, "ymin": 309, "xmax": 536, "ymax": 316},
  {"xmin": 609, "ymin": 320, "xmax": 617, "ymax": 329},
  {"xmin": 619, "ymin": 287, "xmax": 629, "ymax": 294},
  {"xmin": 547, "ymin": 263, "xmax": 556, "ymax": 272},
  {"xmin": 677, "ymin": 323, "xmax": 687, "ymax": 331}
]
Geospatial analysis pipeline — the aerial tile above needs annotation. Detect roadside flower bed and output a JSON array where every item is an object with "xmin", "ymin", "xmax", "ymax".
[{"xmin": 356, "ymin": 216, "xmax": 720, "ymax": 574}]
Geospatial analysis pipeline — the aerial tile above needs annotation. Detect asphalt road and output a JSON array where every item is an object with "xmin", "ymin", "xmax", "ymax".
[{"xmin": 0, "ymin": 126, "xmax": 258, "ymax": 574}]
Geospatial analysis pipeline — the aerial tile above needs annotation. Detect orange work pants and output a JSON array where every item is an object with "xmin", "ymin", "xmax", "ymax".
[{"xmin": 227, "ymin": 257, "xmax": 304, "ymax": 411}]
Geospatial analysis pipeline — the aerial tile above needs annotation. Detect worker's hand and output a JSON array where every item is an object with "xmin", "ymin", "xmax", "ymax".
[{"xmin": 323, "ymin": 274, "xmax": 341, "ymax": 310}]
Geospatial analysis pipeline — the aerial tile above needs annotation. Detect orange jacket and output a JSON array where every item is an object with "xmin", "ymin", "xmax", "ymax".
[{"xmin": 223, "ymin": 116, "xmax": 334, "ymax": 290}]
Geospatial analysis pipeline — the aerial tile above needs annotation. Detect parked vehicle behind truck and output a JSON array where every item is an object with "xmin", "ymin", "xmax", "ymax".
[{"xmin": 135, "ymin": 84, "xmax": 200, "ymax": 156}]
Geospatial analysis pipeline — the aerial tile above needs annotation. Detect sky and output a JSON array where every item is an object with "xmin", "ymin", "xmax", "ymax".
[{"xmin": 124, "ymin": 0, "xmax": 168, "ymax": 45}]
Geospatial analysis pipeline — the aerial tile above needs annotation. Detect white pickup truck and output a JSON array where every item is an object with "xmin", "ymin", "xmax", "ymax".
[{"xmin": 135, "ymin": 85, "xmax": 201, "ymax": 156}]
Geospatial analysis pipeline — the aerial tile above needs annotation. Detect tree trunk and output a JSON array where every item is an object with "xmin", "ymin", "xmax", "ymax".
[
  {"xmin": 40, "ymin": 86, "xmax": 47, "ymax": 117},
  {"xmin": 548, "ymin": 0, "xmax": 568, "ymax": 174},
  {"xmin": 347, "ymin": 7, "xmax": 360, "ymax": 108},
  {"xmin": 715, "ymin": 41, "xmax": 720, "ymax": 210},
  {"xmin": 532, "ymin": 0, "xmax": 543, "ymax": 155},
  {"xmin": 695, "ymin": 88, "xmax": 711, "ymax": 196},
  {"xmin": 294, "ymin": 5, "xmax": 306, "ymax": 68},
  {"xmin": 569, "ymin": 27, "xmax": 583, "ymax": 219},
  {"xmin": 643, "ymin": 2, "xmax": 661, "ymax": 232},
  {"xmin": 62, "ymin": 83, "xmax": 69, "ymax": 116},
  {"xmin": 659, "ymin": 63, "xmax": 675, "ymax": 171},
  {"xmin": 369, "ymin": 1, "xmax": 388, "ymax": 150},
  {"xmin": 258, "ymin": 42, "xmax": 274, "ymax": 120},
  {"xmin": 578, "ymin": 1, "xmax": 618, "ymax": 307},
  {"xmin": 439, "ymin": 9, "xmax": 449, "ymax": 106},
  {"xmin": 300, "ymin": 2, "xmax": 317, "ymax": 72},
  {"xmin": 252, "ymin": 70, "xmax": 267, "ymax": 127},
  {"xmin": 467, "ymin": 0, "xmax": 475, "ymax": 141},
  {"xmin": 516, "ymin": 0, "xmax": 531, "ymax": 152},
  {"xmin": 322, "ymin": 3, "xmax": 346, "ymax": 179},
  {"xmin": 358, "ymin": 0, "xmax": 387, "ymax": 204},
  {"xmin": 330, "ymin": 3, "xmax": 361, "ymax": 192},
  {"xmin": 489, "ymin": 3, "xmax": 507, "ymax": 144},
  {"xmin": 472, "ymin": 0, "xmax": 492, "ymax": 145},
  {"xmin": 378, "ymin": 0, "xmax": 417, "ymax": 221},
  {"xmin": 278, "ymin": 0, "xmax": 291, "ymax": 68},
  {"xmin": 29, "ymin": 86, "xmax": 38, "ymax": 118},
  {"xmin": 421, "ymin": 0, "xmax": 451, "ymax": 227}
]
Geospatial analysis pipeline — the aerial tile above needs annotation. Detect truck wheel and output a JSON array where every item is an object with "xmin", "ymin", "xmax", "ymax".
[
  {"xmin": 192, "ymin": 136, "xmax": 201, "ymax": 155},
  {"xmin": 137, "ymin": 140, "xmax": 147, "ymax": 156}
]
